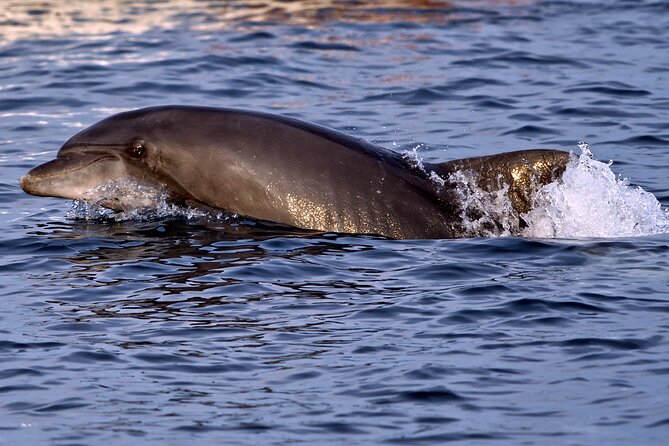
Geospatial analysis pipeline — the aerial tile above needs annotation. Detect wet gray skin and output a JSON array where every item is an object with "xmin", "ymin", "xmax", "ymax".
[{"xmin": 20, "ymin": 106, "xmax": 570, "ymax": 239}]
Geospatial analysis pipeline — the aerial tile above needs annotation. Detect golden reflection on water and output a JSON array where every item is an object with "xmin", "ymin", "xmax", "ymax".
[
  {"xmin": 209, "ymin": 0, "xmax": 535, "ymax": 27},
  {"xmin": 1, "ymin": 0, "xmax": 534, "ymax": 41}
]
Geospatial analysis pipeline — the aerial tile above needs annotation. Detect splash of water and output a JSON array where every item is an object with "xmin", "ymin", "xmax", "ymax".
[
  {"xmin": 522, "ymin": 142, "xmax": 669, "ymax": 238},
  {"xmin": 68, "ymin": 178, "xmax": 232, "ymax": 222},
  {"xmin": 403, "ymin": 145, "xmax": 520, "ymax": 237},
  {"xmin": 405, "ymin": 142, "xmax": 668, "ymax": 239},
  {"xmin": 402, "ymin": 144, "xmax": 447, "ymax": 189},
  {"xmin": 449, "ymin": 170, "xmax": 517, "ymax": 237}
]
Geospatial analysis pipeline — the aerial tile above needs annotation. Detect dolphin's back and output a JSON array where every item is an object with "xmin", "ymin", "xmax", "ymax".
[{"xmin": 142, "ymin": 106, "xmax": 461, "ymax": 238}]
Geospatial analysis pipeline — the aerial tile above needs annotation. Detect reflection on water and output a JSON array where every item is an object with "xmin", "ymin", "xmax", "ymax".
[
  {"xmin": 208, "ymin": 0, "xmax": 536, "ymax": 26},
  {"xmin": 31, "ymin": 220, "xmax": 378, "ymax": 322},
  {"xmin": 1, "ymin": 0, "xmax": 534, "ymax": 41},
  {"xmin": 1, "ymin": 0, "xmax": 204, "ymax": 40},
  {"xmin": 3, "ymin": 0, "xmax": 669, "ymax": 444}
]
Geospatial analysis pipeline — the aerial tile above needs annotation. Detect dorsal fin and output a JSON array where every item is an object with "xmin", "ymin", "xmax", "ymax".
[{"xmin": 432, "ymin": 149, "xmax": 571, "ymax": 214}]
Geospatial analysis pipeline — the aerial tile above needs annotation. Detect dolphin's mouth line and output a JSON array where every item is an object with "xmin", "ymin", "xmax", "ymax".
[{"xmin": 27, "ymin": 155, "xmax": 116, "ymax": 180}]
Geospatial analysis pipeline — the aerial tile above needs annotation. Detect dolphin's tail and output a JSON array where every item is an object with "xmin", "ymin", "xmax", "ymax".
[{"xmin": 432, "ymin": 149, "xmax": 572, "ymax": 216}]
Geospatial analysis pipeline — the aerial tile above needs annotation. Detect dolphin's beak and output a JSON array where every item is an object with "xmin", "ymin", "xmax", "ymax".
[{"xmin": 20, "ymin": 154, "xmax": 119, "ymax": 200}]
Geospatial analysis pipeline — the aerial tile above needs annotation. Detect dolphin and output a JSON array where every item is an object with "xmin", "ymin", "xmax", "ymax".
[{"xmin": 20, "ymin": 106, "xmax": 570, "ymax": 239}]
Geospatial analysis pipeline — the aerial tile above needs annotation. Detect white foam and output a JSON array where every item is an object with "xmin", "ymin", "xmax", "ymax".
[
  {"xmin": 409, "ymin": 142, "xmax": 669, "ymax": 239},
  {"xmin": 450, "ymin": 170, "xmax": 517, "ymax": 237},
  {"xmin": 68, "ymin": 178, "xmax": 231, "ymax": 222},
  {"xmin": 402, "ymin": 144, "xmax": 448, "ymax": 189},
  {"xmin": 401, "ymin": 144, "xmax": 426, "ymax": 171},
  {"xmin": 521, "ymin": 143, "xmax": 669, "ymax": 239},
  {"xmin": 403, "ymin": 145, "xmax": 520, "ymax": 237}
]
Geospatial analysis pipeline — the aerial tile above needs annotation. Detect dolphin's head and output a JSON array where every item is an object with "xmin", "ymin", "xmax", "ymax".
[
  {"xmin": 20, "ymin": 107, "xmax": 200, "ymax": 211},
  {"xmin": 20, "ymin": 106, "xmax": 293, "ymax": 218}
]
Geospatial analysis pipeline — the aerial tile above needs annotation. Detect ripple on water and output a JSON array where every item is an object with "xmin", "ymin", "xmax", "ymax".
[{"xmin": 2, "ymin": 1, "xmax": 669, "ymax": 445}]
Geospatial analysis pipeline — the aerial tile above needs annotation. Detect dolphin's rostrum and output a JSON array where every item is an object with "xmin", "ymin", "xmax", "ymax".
[{"xmin": 20, "ymin": 106, "xmax": 570, "ymax": 239}]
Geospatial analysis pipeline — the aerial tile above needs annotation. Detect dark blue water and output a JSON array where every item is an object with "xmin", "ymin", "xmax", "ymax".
[{"xmin": 2, "ymin": 1, "xmax": 669, "ymax": 444}]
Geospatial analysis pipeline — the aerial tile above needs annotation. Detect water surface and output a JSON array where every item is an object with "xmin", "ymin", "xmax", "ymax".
[{"xmin": 1, "ymin": 1, "xmax": 669, "ymax": 444}]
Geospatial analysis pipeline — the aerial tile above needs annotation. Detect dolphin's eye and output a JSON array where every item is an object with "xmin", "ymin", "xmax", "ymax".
[{"xmin": 127, "ymin": 143, "xmax": 145, "ymax": 159}]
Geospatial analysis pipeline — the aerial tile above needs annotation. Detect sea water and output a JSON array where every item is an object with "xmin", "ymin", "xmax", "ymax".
[{"xmin": 1, "ymin": 1, "xmax": 669, "ymax": 445}]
